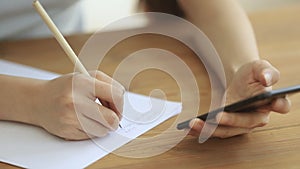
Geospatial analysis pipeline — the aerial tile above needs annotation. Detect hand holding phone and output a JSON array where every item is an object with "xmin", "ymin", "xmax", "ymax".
[{"xmin": 177, "ymin": 85, "xmax": 300, "ymax": 130}]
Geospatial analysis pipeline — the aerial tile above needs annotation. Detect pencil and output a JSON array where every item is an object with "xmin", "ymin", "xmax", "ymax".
[
  {"xmin": 32, "ymin": 0, "xmax": 89, "ymax": 75},
  {"xmin": 32, "ymin": 0, "xmax": 122, "ymax": 128}
]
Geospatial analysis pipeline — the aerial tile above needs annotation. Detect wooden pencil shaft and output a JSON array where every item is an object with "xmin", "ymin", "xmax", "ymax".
[{"xmin": 32, "ymin": 0, "xmax": 89, "ymax": 76}]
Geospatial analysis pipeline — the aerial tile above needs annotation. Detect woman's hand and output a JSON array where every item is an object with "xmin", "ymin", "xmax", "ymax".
[
  {"xmin": 32, "ymin": 71, "xmax": 125, "ymax": 140},
  {"xmin": 189, "ymin": 60, "xmax": 291, "ymax": 138}
]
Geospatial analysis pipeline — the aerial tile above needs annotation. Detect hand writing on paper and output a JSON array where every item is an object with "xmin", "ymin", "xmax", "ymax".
[
  {"xmin": 189, "ymin": 60, "xmax": 291, "ymax": 138},
  {"xmin": 32, "ymin": 71, "xmax": 125, "ymax": 140}
]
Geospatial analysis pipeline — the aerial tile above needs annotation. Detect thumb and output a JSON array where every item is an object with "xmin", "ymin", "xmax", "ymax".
[{"xmin": 252, "ymin": 60, "xmax": 280, "ymax": 87}]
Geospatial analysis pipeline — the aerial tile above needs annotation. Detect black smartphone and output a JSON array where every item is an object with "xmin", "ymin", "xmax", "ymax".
[{"xmin": 177, "ymin": 84, "xmax": 300, "ymax": 130}]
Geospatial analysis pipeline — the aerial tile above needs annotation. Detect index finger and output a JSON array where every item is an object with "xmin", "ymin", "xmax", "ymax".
[{"xmin": 89, "ymin": 71, "xmax": 125, "ymax": 90}]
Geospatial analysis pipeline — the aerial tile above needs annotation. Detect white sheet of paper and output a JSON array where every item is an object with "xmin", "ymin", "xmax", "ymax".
[{"xmin": 0, "ymin": 59, "xmax": 181, "ymax": 169}]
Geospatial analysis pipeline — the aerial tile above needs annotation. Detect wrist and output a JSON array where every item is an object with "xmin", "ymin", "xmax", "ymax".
[{"xmin": 27, "ymin": 79, "xmax": 48, "ymax": 127}]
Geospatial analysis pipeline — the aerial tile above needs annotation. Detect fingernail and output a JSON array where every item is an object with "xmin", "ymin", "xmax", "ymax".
[
  {"xmin": 189, "ymin": 118, "xmax": 200, "ymax": 128},
  {"xmin": 263, "ymin": 71, "xmax": 272, "ymax": 86},
  {"xmin": 189, "ymin": 118, "xmax": 204, "ymax": 131},
  {"xmin": 276, "ymin": 98, "xmax": 285, "ymax": 107},
  {"xmin": 121, "ymin": 88, "xmax": 126, "ymax": 95},
  {"xmin": 189, "ymin": 119, "xmax": 197, "ymax": 128},
  {"xmin": 115, "ymin": 88, "xmax": 125, "ymax": 98}
]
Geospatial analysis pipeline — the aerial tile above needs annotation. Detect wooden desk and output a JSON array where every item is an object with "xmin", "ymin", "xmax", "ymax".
[{"xmin": 1, "ymin": 4, "xmax": 300, "ymax": 169}]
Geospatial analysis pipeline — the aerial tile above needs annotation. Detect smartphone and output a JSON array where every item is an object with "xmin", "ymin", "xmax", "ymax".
[{"xmin": 177, "ymin": 84, "xmax": 300, "ymax": 130}]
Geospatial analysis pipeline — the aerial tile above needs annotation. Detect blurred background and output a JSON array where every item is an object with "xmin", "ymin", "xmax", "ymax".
[{"xmin": 80, "ymin": 0, "xmax": 300, "ymax": 33}]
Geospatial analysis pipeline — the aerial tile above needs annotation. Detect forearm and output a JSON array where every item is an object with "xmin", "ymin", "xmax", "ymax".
[
  {"xmin": 178, "ymin": 0, "xmax": 259, "ymax": 84},
  {"xmin": 0, "ymin": 75, "xmax": 44, "ymax": 125}
]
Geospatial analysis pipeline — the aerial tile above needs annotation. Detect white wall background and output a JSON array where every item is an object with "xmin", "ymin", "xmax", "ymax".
[
  {"xmin": 81, "ymin": 0, "xmax": 138, "ymax": 32},
  {"xmin": 80, "ymin": 0, "xmax": 300, "ymax": 33}
]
